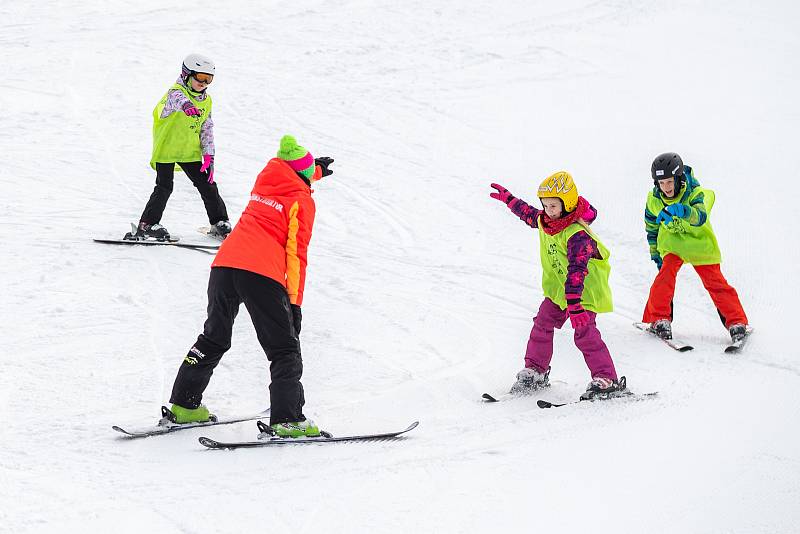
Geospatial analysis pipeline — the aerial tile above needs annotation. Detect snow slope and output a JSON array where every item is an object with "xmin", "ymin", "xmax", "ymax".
[{"xmin": 3, "ymin": 1, "xmax": 799, "ymax": 532}]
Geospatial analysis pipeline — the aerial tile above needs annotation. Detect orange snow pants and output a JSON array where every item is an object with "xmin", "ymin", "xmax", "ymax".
[{"xmin": 643, "ymin": 254, "xmax": 748, "ymax": 328}]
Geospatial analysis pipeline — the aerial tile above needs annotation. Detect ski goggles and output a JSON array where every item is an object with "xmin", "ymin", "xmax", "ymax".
[{"xmin": 193, "ymin": 73, "xmax": 214, "ymax": 84}]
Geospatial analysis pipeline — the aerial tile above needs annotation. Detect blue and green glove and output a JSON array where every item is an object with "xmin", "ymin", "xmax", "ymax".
[{"xmin": 656, "ymin": 203, "xmax": 689, "ymax": 225}]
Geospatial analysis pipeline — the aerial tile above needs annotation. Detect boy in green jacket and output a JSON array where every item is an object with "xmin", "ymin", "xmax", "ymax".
[{"xmin": 643, "ymin": 152, "xmax": 748, "ymax": 342}]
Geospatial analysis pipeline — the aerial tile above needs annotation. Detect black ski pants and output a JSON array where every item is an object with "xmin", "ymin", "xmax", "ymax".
[
  {"xmin": 170, "ymin": 267, "xmax": 304, "ymax": 425},
  {"xmin": 140, "ymin": 162, "xmax": 229, "ymax": 226}
]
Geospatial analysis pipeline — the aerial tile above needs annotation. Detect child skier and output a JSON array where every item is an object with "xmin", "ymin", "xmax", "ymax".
[
  {"xmin": 643, "ymin": 152, "xmax": 748, "ymax": 342},
  {"xmin": 134, "ymin": 53, "xmax": 231, "ymax": 240},
  {"xmin": 489, "ymin": 172, "xmax": 620, "ymax": 399},
  {"xmin": 166, "ymin": 135, "xmax": 334, "ymax": 437}
]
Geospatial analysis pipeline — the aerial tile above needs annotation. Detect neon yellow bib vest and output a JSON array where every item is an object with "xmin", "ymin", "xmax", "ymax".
[
  {"xmin": 538, "ymin": 221, "xmax": 613, "ymax": 313},
  {"xmin": 150, "ymin": 84, "xmax": 212, "ymax": 169},
  {"xmin": 646, "ymin": 186, "xmax": 721, "ymax": 265}
]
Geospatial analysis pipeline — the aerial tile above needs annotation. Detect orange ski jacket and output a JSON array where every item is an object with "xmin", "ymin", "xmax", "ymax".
[{"xmin": 212, "ymin": 158, "xmax": 320, "ymax": 306}]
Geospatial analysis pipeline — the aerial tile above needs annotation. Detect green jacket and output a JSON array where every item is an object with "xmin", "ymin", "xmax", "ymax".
[
  {"xmin": 644, "ymin": 167, "xmax": 721, "ymax": 266},
  {"xmin": 539, "ymin": 222, "xmax": 613, "ymax": 313}
]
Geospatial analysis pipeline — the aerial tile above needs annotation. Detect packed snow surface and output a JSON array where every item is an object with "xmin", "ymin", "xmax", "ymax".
[{"xmin": 2, "ymin": 1, "xmax": 799, "ymax": 532}]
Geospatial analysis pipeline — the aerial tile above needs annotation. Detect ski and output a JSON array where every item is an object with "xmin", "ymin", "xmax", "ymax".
[
  {"xmin": 482, "ymin": 384, "xmax": 552, "ymax": 403},
  {"xmin": 198, "ymin": 421, "xmax": 419, "ymax": 449},
  {"xmin": 94, "ymin": 237, "xmax": 220, "ymax": 251},
  {"xmin": 724, "ymin": 326, "xmax": 754, "ymax": 354},
  {"xmin": 537, "ymin": 376, "xmax": 657, "ymax": 409},
  {"xmin": 112, "ymin": 406, "xmax": 271, "ymax": 438},
  {"xmin": 537, "ymin": 391, "xmax": 658, "ymax": 409},
  {"xmin": 633, "ymin": 322, "xmax": 693, "ymax": 352}
]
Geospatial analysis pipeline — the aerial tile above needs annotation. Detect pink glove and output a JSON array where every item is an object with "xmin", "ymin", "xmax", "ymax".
[
  {"xmin": 566, "ymin": 293, "xmax": 591, "ymax": 329},
  {"xmin": 182, "ymin": 101, "xmax": 201, "ymax": 116},
  {"xmin": 201, "ymin": 154, "xmax": 214, "ymax": 184},
  {"xmin": 490, "ymin": 183, "xmax": 516, "ymax": 205},
  {"xmin": 577, "ymin": 200, "xmax": 596, "ymax": 223}
]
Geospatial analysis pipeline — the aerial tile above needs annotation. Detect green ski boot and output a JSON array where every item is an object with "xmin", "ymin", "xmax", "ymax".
[
  {"xmin": 270, "ymin": 419, "xmax": 321, "ymax": 438},
  {"xmin": 169, "ymin": 404, "xmax": 211, "ymax": 424}
]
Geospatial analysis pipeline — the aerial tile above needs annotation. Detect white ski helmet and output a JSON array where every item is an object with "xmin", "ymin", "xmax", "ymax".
[{"xmin": 181, "ymin": 53, "xmax": 215, "ymax": 80}]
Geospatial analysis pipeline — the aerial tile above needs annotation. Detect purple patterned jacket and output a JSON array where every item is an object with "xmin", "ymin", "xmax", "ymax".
[{"xmin": 509, "ymin": 198, "xmax": 600, "ymax": 297}]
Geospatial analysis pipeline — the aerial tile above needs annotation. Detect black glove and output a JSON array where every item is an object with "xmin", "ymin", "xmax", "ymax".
[
  {"xmin": 290, "ymin": 304, "xmax": 302, "ymax": 335},
  {"xmin": 315, "ymin": 157, "xmax": 334, "ymax": 177}
]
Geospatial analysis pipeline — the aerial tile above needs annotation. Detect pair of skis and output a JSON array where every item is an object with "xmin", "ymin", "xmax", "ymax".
[
  {"xmin": 113, "ymin": 406, "xmax": 418, "ymax": 449},
  {"xmin": 634, "ymin": 322, "xmax": 753, "ymax": 354}
]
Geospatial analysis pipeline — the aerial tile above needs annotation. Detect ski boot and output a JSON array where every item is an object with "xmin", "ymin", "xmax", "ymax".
[
  {"xmin": 509, "ymin": 367, "xmax": 550, "ymax": 395},
  {"xmin": 209, "ymin": 220, "xmax": 232, "ymax": 239},
  {"xmin": 261, "ymin": 419, "xmax": 321, "ymax": 439},
  {"xmin": 649, "ymin": 319, "xmax": 672, "ymax": 340},
  {"xmin": 580, "ymin": 376, "xmax": 625, "ymax": 401},
  {"xmin": 134, "ymin": 222, "xmax": 171, "ymax": 241},
  {"xmin": 729, "ymin": 323, "xmax": 747, "ymax": 343},
  {"xmin": 164, "ymin": 404, "xmax": 212, "ymax": 424}
]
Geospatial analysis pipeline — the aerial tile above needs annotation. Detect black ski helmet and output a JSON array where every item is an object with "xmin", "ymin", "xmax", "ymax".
[{"xmin": 651, "ymin": 152, "xmax": 685, "ymax": 187}]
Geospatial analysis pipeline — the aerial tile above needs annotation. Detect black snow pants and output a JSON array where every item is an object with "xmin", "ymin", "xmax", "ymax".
[
  {"xmin": 170, "ymin": 267, "xmax": 305, "ymax": 425},
  {"xmin": 140, "ymin": 162, "xmax": 229, "ymax": 225}
]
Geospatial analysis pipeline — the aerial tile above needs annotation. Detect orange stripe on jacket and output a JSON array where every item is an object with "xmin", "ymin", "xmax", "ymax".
[
  {"xmin": 285, "ymin": 202, "xmax": 302, "ymax": 304},
  {"xmin": 212, "ymin": 158, "xmax": 316, "ymax": 305}
]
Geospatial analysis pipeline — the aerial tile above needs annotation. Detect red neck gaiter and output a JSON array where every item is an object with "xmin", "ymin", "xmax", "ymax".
[{"xmin": 539, "ymin": 196, "xmax": 590, "ymax": 236}]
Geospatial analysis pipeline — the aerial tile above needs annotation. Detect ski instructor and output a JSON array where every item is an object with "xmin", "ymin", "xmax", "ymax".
[{"xmin": 166, "ymin": 134, "xmax": 334, "ymax": 438}]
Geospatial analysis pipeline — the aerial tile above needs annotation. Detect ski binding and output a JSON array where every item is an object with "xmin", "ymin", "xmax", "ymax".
[
  {"xmin": 634, "ymin": 322, "xmax": 693, "ymax": 352},
  {"xmin": 482, "ymin": 383, "xmax": 551, "ymax": 403},
  {"xmin": 724, "ymin": 326, "xmax": 754, "ymax": 354},
  {"xmin": 198, "ymin": 226, "xmax": 226, "ymax": 242}
]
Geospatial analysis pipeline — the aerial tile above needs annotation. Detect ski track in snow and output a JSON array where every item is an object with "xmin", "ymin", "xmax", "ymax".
[{"xmin": 3, "ymin": 1, "xmax": 800, "ymax": 532}]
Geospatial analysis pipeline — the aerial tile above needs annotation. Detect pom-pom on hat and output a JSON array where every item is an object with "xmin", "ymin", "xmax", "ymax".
[{"xmin": 277, "ymin": 135, "xmax": 315, "ymax": 181}]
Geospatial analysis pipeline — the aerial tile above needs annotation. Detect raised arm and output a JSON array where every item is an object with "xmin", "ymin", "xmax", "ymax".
[{"xmin": 489, "ymin": 183, "xmax": 541, "ymax": 229}]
